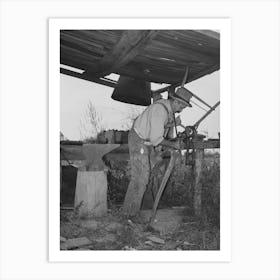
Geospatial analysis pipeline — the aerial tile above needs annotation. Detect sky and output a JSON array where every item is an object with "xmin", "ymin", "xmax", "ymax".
[{"xmin": 60, "ymin": 71, "xmax": 220, "ymax": 141}]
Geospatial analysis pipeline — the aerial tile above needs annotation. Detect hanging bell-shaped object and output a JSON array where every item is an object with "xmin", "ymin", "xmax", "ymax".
[{"xmin": 111, "ymin": 75, "xmax": 151, "ymax": 106}]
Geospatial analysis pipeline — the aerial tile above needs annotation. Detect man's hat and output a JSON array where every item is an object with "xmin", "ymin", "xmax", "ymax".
[{"xmin": 170, "ymin": 87, "xmax": 192, "ymax": 107}]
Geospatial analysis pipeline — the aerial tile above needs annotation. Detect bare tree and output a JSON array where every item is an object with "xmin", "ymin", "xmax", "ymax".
[
  {"xmin": 119, "ymin": 104, "xmax": 145, "ymax": 130},
  {"xmin": 79, "ymin": 100, "xmax": 105, "ymax": 141},
  {"xmin": 79, "ymin": 101, "xmax": 145, "ymax": 142}
]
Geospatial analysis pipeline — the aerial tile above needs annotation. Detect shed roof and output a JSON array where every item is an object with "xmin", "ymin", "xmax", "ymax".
[{"xmin": 60, "ymin": 30, "xmax": 220, "ymax": 87}]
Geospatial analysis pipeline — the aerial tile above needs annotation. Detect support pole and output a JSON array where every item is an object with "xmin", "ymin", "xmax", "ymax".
[
  {"xmin": 181, "ymin": 66, "xmax": 189, "ymax": 87},
  {"xmin": 194, "ymin": 101, "xmax": 220, "ymax": 128},
  {"xmin": 194, "ymin": 148, "xmax": 204, "ymax": 216}
]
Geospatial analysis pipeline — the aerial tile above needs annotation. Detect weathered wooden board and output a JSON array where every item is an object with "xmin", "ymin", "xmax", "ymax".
[{"xmin": 60, "ymin": 68, "xmax": 117, "ymax": 88}]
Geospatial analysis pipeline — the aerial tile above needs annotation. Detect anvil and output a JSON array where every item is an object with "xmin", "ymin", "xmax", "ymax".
[
  {"xmin": 82, "ymin": 144, "xmax": 120, "ymax": 171},
  {"xmin": 60, "ymin": 143, "xmax": 120, "ymax": 171}
]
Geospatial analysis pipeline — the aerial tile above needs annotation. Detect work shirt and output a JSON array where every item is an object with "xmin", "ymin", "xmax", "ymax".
[{"xmin": 133, "ymin": 99, "xmax": 174, "ymax": 146}]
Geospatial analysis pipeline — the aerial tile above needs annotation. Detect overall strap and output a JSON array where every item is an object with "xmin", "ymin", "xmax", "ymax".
[
  {"xmin": 155, "ymin": 102, "xmax": 173, "ymax": 138},
  {"xmin": 132, "ymin": 101, "xmax": 170, "ymax": 130},
  {"xmin": 132, "ymin": 101, "xmax": 173, "ymax": 143},
  {"xmin": 154, "ymin": 102, "xmax": 170, "ymax": 117}
]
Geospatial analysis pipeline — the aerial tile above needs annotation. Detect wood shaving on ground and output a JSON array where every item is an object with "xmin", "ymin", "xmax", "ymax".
[
  {"xmin": 63, "ymin": 237, "xmax": 92, "ymax": 249},
  {"xmin": 147, "ymin": 236, "xmax": 165, "ymax": 244}
]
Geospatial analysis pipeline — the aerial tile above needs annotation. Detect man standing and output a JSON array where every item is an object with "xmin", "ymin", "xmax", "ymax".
[{"xmin": 122, "ymin": 87, "xmax": 193, "ymax": 216}]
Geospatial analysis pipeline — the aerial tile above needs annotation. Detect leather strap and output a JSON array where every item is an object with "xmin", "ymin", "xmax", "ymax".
[{"xmin": 154, "ymin": 102, "xmax": 173, "ymax": 138}]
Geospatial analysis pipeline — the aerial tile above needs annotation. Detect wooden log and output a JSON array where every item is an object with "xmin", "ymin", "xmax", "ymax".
[
  {"xmin": 194, "ymin": 148, "xmax": 204, "ymax": 216},
  {"xmin": 75, "ymin": 171, "xmax": 108, "ymax": 217},
  {"xmin": 60, "ymin": 68, "xmax": 117, "ymax": 88},
  {"xmin": 83, "ymin": 30, "xmax": 158, "ymax": 78}
]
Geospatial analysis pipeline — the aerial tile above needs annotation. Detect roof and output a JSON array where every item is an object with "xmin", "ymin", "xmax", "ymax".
[{"xmin": 60, "ymin": 30, "xmax": 220, "ymax": 87}]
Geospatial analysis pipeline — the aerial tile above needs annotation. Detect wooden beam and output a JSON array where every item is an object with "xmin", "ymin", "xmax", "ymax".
[
  {"xmin": 83, "ymin": 30, "xmax": 158, "ymax": 78},
  {"xmin": 60, "ymin": 68, "xmax": 117, "ymax": 88},
  {"xmin": 193, "ymin": 139, "xmax": 220, "ymax": 149},
  {"xmin": 152, "ymin": 64, "xmax": 220, "ymax": 95},
  {"xmin": 102, "ymin": 140, "xmax": 220, "ymax": 157},
  {"xmin": 194, "ymin": 101, "xmax": 220, "ymax": 128},
  {"xmin": 195, "ymin": 30, "xmax": 220, "ymax": 41}
]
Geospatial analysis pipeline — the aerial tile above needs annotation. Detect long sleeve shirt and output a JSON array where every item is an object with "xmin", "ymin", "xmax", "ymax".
[{"xmin": 133, "ymin": 99, "xmax": 174, "ymax": 146}]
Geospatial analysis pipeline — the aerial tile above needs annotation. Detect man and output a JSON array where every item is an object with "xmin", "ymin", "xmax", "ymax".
[{"xmin": 122, "ymin": 87, "xmax": 193, "ymax": 216}]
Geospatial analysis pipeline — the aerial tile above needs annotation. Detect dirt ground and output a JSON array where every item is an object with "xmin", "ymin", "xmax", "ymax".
[
  {"xmin": 60, "ymin": 151, "xmax": 220, "ymax": 251},
  {"xmin": 60, "ymin": 206, "xmax": 220, "ymax": 251}
]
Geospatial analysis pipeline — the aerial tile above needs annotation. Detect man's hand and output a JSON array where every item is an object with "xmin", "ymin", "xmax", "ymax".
[
  {"xmin": 171, "ymin": 140, "xmax": 182, "ymax": 150},
  {"xmin": 159, "ymin": 139, "xmax": 182, "ymax": 150},
  {"xmin": 174, "ymin": 116, "xmax": 182, "ymax": 127},
  {"xmin": 165, "ymin": 116, "xmax": 182, "ymax": 128}
]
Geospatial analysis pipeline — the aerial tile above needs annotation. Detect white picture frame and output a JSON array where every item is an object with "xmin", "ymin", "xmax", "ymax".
[{"xmin": 49, "ymin": 18, "xmax": 231, "ymax": 262}]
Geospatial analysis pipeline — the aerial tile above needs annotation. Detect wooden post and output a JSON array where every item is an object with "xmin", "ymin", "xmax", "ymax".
[{"xmin": 194, "ymin": 148, "xmax": 204, "ymax": 216}]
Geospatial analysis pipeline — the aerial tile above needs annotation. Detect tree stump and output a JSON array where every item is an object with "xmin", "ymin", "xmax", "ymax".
[
  {"xmin": 72, "ymin": 144, "xmax": 119, "ymax": 217},
  {"xmin": 75, "ymin": 171, "xmax": 108, "ymax": 217}
]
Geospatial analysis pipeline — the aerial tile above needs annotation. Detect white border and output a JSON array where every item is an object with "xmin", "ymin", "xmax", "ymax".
[{"xmin": 49, "ymin": 18, "xmax": 231, "ymax": 262}]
